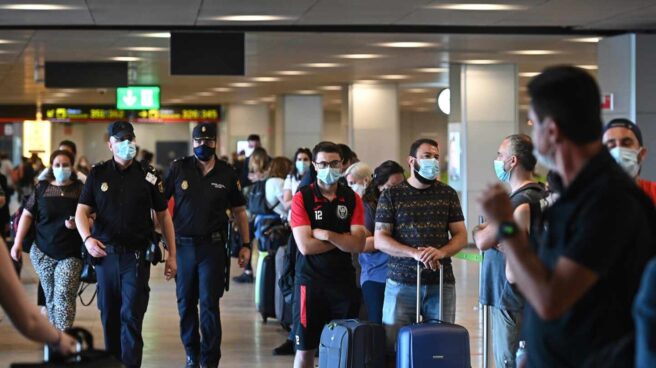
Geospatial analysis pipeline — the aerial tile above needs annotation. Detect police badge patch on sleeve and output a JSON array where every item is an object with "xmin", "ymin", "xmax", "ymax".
[{"xmin": 145, "ymin": 172, "xmax": 157, "ymax": 185}]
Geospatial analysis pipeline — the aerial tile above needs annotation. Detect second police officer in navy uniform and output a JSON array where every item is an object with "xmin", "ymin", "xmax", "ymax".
[
  {"xmin": 75, "ymin": 121, "xmax": 178, "ymax": 368},
  {"xmin": 164, "ymin": 123, "xmax": 252, "ymax": 368}
]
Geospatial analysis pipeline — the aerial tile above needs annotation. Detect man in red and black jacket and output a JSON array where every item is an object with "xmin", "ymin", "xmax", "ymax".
[{"xmin": 289, "ymin": 141, "xmax": 366, "ymax": 368}]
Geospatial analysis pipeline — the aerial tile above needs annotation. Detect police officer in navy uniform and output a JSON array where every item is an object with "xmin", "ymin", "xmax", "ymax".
[
  {"xmin": 75, "ymin": 121, "xmax": 177, "ymax": 368},
  {"xmin": 164, "ymin": 123, "xmax": 251, "ymax": 368}
]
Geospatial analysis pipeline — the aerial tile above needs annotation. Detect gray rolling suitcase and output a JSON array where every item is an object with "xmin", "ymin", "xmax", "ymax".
[
  {"xmin": 318, "ymin": 319, "xmax": 386, "ymax": 368},
  {"xmin": 274, "ymin": 245, "xmax": 292, "ymax": 329}
]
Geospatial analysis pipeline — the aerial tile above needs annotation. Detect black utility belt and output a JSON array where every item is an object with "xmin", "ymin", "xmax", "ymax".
[
  {"xmin": 177, "ymin": 231, "xmax": 225, "ymax": 243},
  {"xmin": 104, "ymin": 245, "xmax": 146, "ymax": 255}
]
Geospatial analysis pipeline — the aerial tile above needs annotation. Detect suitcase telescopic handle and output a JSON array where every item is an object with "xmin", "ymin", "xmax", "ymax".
[{"xmin": 416, "ymin": 260, "xmax": 444, "ymax": 324}]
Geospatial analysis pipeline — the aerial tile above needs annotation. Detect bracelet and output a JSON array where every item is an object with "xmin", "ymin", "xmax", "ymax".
[{"xmin": 83, "ymin": 235, "xmax": 92, "ymax": 244}]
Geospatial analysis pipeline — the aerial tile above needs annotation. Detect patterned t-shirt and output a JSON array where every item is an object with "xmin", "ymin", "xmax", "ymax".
[{"xmin": 375, "ymin": 180, "xmax": 464, "ymax": 285}]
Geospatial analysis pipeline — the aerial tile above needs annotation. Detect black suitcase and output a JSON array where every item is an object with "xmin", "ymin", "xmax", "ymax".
[
  {"xmin": 396, "ymin": 263, "xmax": 471, "ymax": 368},
  {"xmin": 11, "ymin": 327, "xmax": 125, "ymax": 367},
  {"xmin": 255, "ymin": 250, "xmax": 276, "ymax": 323},
  {"xmin": 274, "ymin": 245, "xmax": 293, "ymax": 329},
  {"xmin": 318, "ymin": 319, "xmax": 386, "ymax": 368}
]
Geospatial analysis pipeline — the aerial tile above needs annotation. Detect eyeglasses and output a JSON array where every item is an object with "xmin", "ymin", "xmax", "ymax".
[{"xmin": 314, "ymin": 160, "xmax": 341, "ymax": 169}]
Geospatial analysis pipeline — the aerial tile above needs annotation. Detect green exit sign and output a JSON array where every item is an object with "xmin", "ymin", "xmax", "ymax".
[{"xmin": 116, "ymin": 86, "xmax": 160, "ymax": 110}]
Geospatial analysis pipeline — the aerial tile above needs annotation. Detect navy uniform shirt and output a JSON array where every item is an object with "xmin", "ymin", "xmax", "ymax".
[
  {"xmin": 79, "ymin": 159, "xmax": 168, "ymax": 249},
  {"xmin": 164, "ymin": 156, "xmax": 246, "ymax": 237}
]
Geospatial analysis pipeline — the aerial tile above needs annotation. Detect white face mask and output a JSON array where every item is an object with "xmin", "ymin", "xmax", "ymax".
[
  {"xmin": 350, "ymin": 183, "xmax": 366, "ymax": 197},
  {"xmin": 609, "ymin": 147, "xmax": 640, "ymax": 178},
  {"xmin": 533, "ymin": 146, "xmax": 557, "ymax": 172}
]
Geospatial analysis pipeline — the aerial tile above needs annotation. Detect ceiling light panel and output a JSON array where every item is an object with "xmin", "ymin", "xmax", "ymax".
[
  {"xmin": 303, "ymin": 63, "xmax": 342, "ymax": 68},
  {"xmin": 0, "ymin": 4, "xmax": 81, "ymax": 10},
  {"xmin": 427, "ymin": 3, "xmax": 527, "ymax": 11},
  {"xmin": 416, "ymin": 68, "xmax": 447, "ymax": 73},
  {"xmin": 337, "ymin": 54, "xmax": 383, "ymax": 59},
  {"xmin": 230, "ymin": 82, "xmax": 256, "ymax": 87},
  {"xmin": 508, "ymin": 50, "xmax": 560, "ymax": 55},
  {"xmin": 378, "ymin": 42, "xmax": 436, "ymax": 48},
  {"xmin": 209, "ymin": 15, "xmax": 293, "ymax": 21},
  {"xmin": 276, "ymin": 70, "xmax": 308, "ymax": 76},
  {"xmin": 121, "ymin": 47, "xmax": 167, "ymax": 52},
  {"xmin": 253, "ymin": 77, "xmax": 282, "ymax": 82},
  {"xmin": 111, "ymin": 56, "xmax": 141, "ymax": 61}
]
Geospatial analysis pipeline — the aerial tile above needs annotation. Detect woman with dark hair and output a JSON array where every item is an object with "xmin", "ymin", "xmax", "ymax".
[
  {"xmin": 359, "ymin": 160, "xmax": 405, "ymax": 324},
  {"xmin": 282, "ymin": 147, "xmax": 312, "ymax": 209},
  {"xmin": 10, "ymin": 150, "xmax": 85, "ymax": 330}
]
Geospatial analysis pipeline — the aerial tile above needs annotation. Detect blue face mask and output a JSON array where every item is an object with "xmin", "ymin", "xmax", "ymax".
[
  {"xmin": 296, "ymin": 161, "xmax": 310, "ymax": 176},
  {"xmin": 317, "ymin": 167, "xmax": 341, "ymax": 185},
  {"xmin": 53, "ymin": 167, "xmax": 72, "ymax": 182},
  {"xmin": 494, "ymin": 160, "xmax": 511, "ymax": 182},
  {"xmin": 115, "ymin": 140, "xmax": 137, "ymax": 161},
  {"xmin": 415, "ymin": 158, "xmax": 439, "ymax": 182}
]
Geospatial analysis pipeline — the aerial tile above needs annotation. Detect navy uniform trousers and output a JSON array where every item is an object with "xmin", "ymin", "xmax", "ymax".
[
  {"xmin": 95, "ymin": 247, "xmax": 151, "ymax": 368},
  {"xmin": 176, "ymin": 235, "xmax": 226, "ymax": 367}
]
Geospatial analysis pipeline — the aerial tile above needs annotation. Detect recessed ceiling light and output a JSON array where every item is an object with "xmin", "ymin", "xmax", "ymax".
[
  {"xmin": 319, "ymin": 86, "xmax": 342, "ymax": 91},
  {"xmin": 196, "ymin": 92, "xmax": 214, "ymax": 97},
  {"xmin": 400, "ymin": 101, "xmax": 415, "ymax": 106},
  {"xmin": 508, "ymin": 50, "xmax": 560, "ymax": 55},
  {"xmin": 136, "ymin": 32, "xmax": 171, "ymax": 39},
  {"xmin": 252, "ymin": 77, "xmax": 282, "ymax": 82},
  {"xmin": 230, "ymin": 82, "xmax": 255, "ymax": 88},
  {"xmin": 209, "ymin": 15, "xmax": 293, "ymax": 21},
  {"xmin": 337, "ymin": 54, "xmax": 383, "ymax": 59},
  {"xmin": 422, "ymin": 98, "xmax": 436, "ymax": 103},
  {"xmin": 295, "ymin": 90, "xmax": 317, "ymax": 95},
  {"xmin": 405, "ymin": 88, "xmax": 431, "ymax": 93},
  {"xmin": 276, "ymin": 70, "xmax": 308, "ymax": 76},
  {"xmin": 303, "ymin": 63, "xmax": 342, "ymax": 68},
  {"xmin": 168, "ymin": 99, "xmax": 184, "ymax": 104},
  {"xmin": 260, "ymin": 96, "xmax": 276, "ymax": 102},
  {"xmin": 0, "ymin": 4, "xmax": 81, "ymax": 10},
  {"xmin": 121, "ymin": 47, "xmax": 167, "ymax": 52},
  {"xmin": 577, "ymin": 65, "xmax": 598, "ymax": 70},
  {"xmin": 568, "ymin": 37, "xmax": 602, "ymax": 43},
  {"xmin": 416, "ymin": 67, "xmax": 447, "ymax": 73},
  {"xmin": 377, "ymin": 42, "xmax": 436, "ymax": 48},
  {"xmin": 463, "ymin": 59, "xmax": 502, "ymax": 64},
  {"xmin": 427, "ymin": 3, "xmax": 527, "ymax": 11},
  {"xmin": 244, "ymin": 100, "xmax": 260, "ymax": 105},
  {"xmin": 355, "ymin": 80, "xmax": 379, "ymax": 84},
  {"xmin": 380, "ymin": 75, "xmax": 409, "ymax": 80},
  {"xmin": 519, "ymin": 72, "xmax": 540, "ymax": 77},
  {"xmin": 111, "ymin": 56, "xmax": 141, "ymax": 62},
  {"xmin": 0, "ymin": 39, "xmax": 16, "ymax": 44},
  {"xmin": 212, "ymin": 87, "xmax": 232, "ymax": 92},
  {"xmin": 414, "ymin": 107, "xmax": 431, "ymax": 112}
]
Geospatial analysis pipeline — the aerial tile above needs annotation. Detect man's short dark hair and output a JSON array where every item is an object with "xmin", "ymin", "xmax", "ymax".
[
  {"xmin": 506, "ymin": 134, "xmax": 537, "ymax": 172},
  {"xmin": 409, "ymin": 138, "xmax": 438, "ymax": 157},
  {"xmin": 247, "ymin": 134, "xmax": 261, "ymax": 142},
  {"xmin": 528, "ymin": 66, "xmax": 602, "ymax": 145},
  {"xmin": 312, "ymin": 141, "xmax": 342, "ymax": 161},
  {"xmin": 337, "ymin": 143, "xmax": 357, "ymax": 165},
  {"xmin": 58, "ymin": 140, "xmax": 77, "ymax": 155}
]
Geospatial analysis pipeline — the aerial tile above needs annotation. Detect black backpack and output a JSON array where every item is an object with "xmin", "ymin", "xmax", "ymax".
[{"xmin": 248, "ymin": 179, "xmax": 278, "ymax": 215}]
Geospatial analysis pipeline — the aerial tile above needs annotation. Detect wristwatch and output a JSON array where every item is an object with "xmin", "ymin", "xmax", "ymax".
[{"xmin": 497, "ymin": 221, "xmax": 519, "ymax": 242}]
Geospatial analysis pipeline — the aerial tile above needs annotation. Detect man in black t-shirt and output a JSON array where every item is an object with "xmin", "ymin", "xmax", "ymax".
[
  {"xmin": 474, "ymin": 134, "xmax": 545, "ymax": 368},
  {"xmin": 375, "ymin": 138, "xmax": 468, "ymax": 353},
  {"xmin": 289, "ymin": 142, "xmax": 366, "ymax": 368},
  {"xmin": 479, "ymin": 66, "xmax": 656, "ymax": 367}
]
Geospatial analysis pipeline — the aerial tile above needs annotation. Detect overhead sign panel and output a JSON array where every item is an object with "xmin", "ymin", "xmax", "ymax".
[
  {"xmin": 43, "ymin": 105, "xmax": 221, "ymax": 123},
  {"xmin": 116, "ymin": 86, "xmax": 161, "ymax": 110}
]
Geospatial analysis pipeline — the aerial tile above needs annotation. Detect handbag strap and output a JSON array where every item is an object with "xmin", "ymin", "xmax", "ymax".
[{"xmin": 77, "ymin": 282, "xmax": 97, "ymax": 307}]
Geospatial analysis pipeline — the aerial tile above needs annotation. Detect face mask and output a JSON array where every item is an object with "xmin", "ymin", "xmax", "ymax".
[
  {"xmin": 533, "ymin": 147, "xmax": 557, "ymax": 172},
  {"xmin": 494, "ymin": 160, "xmax": 511, "ymax": 182},
  {"xmin": 53, "ymin": 167, "xmax": 72, "ymax": 182},
  {"xmin": 317, "ymin": 167, "xmax": 341, "ymax": 185},
  {"xmin": 610, "ymin": 147, "xmax": 640, "ymax": 178},
  {"xmin": 414, "ymin": 158, "xmax": 439, "ymax": 183},
  {"xmin": 350, "ymin": 183, "xmax": 366, "ymax": 197},
  {"xmin": 296, "ymin": 161, "xmax": 310, "ymax": 176},
  {"xmin": 115, "ymin": 140, "xmax": 137, "ymax": 161},
  {"xmin": 194, "ymin": 144, "xmax": 216, "ymax": 162}
]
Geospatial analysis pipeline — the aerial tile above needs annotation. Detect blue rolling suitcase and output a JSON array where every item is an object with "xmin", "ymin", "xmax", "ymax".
[
  {"xmin": 318, "ymin": 319, "xmax": 386, "ymax": 368},
  {"xmin": 396, "ymin": 263, "xmax": 471, "ymax": 368}
]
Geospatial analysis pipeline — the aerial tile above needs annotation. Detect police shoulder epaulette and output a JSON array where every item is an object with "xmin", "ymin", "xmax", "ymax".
[{"xmin": 91, "ymin": 160, "xmax": 105, "ymax": 168}]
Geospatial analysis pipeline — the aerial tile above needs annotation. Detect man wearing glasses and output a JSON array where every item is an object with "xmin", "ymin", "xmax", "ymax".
[
  {"xmin": 289, "ymin": 141, "xmax": 366, "ymax": 368},
  {"xmin": 164, "ymin": 123, "xmax": 251, "ymax": 368},
  {"xmin": 76, "ymin": 121, "xmax": 177, "ymax": 367}
]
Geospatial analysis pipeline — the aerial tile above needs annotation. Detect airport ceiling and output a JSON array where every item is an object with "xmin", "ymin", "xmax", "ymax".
[{"xmin": 0, "ymin": 0, "xmax": 654, "ymax": 111}]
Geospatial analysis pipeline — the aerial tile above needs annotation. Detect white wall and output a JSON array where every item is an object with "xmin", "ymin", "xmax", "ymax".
[
  {"xmin": 50, "ymin": 122, "xmax": 191, "ymax": 165},
  {"xmin": 279, "ymin": 95, "xmax": 323, "ymax": 158},
  {"xmin": 323, "ymin": 110, "xmax": 345, "ymax": 144},
  {"xmin": 223, "ymin": 104, "xmax": 271, "ymax": 154},
  {"xmin": 400, "ymin": 110, "xmax": 448, "ymax": 169}
]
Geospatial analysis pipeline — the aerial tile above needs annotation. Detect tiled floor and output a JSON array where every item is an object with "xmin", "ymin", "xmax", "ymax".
[{"xmin": 0, "ymin": 254, "xmax": 487, "ymax": 367}]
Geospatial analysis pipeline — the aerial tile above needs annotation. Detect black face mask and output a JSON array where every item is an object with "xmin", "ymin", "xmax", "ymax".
[{"xmin": 194, "ymin": 144, "xmax": 216, "ymax": 162}]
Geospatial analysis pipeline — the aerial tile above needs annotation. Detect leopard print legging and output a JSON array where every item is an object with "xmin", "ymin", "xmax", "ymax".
[{"xmin": 30, "ymin": 246, "xmax": 83, "ymax": 330}]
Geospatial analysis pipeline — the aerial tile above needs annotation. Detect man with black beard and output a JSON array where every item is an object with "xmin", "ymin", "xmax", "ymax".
[{"xmin": 164, "ymin": 123, "xmax": 251, "ymax": 368}]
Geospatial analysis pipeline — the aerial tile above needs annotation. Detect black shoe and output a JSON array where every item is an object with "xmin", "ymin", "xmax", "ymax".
[
  {"xmin": 272, "ymin": 339, "xmax": 295, "ymax": 356},
  {"xmin": 232, "ymin": 272, "xmax": 254, "ymax": 284},
  {"xmin": 185, "ymin": 357, "xmax": 199, "ymax": 368}
]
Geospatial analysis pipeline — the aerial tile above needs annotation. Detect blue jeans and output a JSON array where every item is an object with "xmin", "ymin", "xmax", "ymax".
[
  {"xmin": 176, "ymin": 237, "xmax": 226, "ymax": 367},
  {"xmin": 382, "ymin": 279, "xmax": 456, "ymax": 352},
  {"xmin": 362, "ymin": 281, "xmax": 386, "ymax": 324},
  {"xmin": 491, "ymin": 307, "xmax": 523, "ymax": 368}
]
